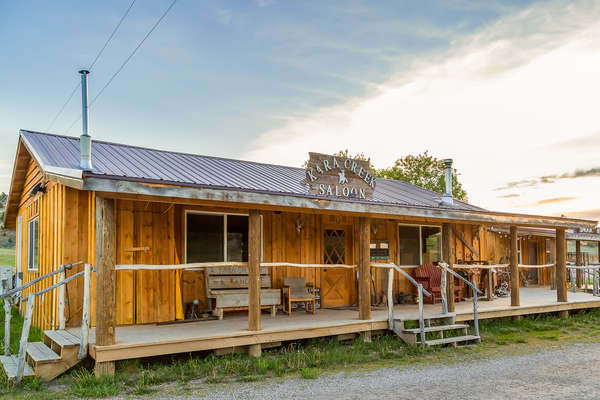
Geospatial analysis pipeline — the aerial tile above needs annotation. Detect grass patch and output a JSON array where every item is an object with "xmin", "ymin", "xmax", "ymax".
[
  {"xmin": 299, "ymin": 367, "xmax": 319, "ymax": 379},
  {"xmin": 0, "ymin": 306, "xmax": 44, "ymax": 356},
  {"xmin": 2, "ymin": 309, "xmax": 600, "ymax": 399},
  {"xmin": 0, "ymin": 248, "xmax": 14, "ymax": 268}
]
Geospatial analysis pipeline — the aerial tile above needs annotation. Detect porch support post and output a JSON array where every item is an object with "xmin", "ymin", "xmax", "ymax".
[
  {"xmin": 442, "ymin": 223, "xmax": 455, "ymax": 312},
  {"xmin": 510, "ymin": 225, "xmax": 520, "ymax": 307},
  {"xmin": 358, "ymin": 217, "xmax": 371, "ymax": 322},
  {"xmin": 575, "ymin": 240, "xmax": 582, "ymax": 288},
  {"xmin": 248, "ymin": 210, "xmax": 261, "ymax": 334},
  {"xmin": 556, "ymin": 228, "xmax": 568, "ymax": 311},
  {"xmin": 94, "ymin": 196, "xmax": 116, "ymax": 377}
]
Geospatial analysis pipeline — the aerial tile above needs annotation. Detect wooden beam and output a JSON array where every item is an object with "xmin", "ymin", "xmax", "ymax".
[
  {"xmin": 575, "ymin": 240, "xmax": 582, "ymax": 288},
  {"xmin": 84, "ymin": 177, "xmax": 597, "ymax": 229},
  {"xmin": 94, "ymin": 196, "xmax": 116, "ymax": 376},
  {"xmin": 510, "ymin": 225, "xmax": 520, "ymax": 307},
  {"xmin": 556, "ymin": 228, "xmax": 567, "ymax": 303},
  {"xmin": 442, "ymin": 223, "xmax": 455, "ymax": 312},
  {"xmin": 358, "ymin": 217, "xmax": 371, "ymax": 320},
  {"xmin": 452, "ymin": 225, "xmax": 480, "ymax": 259},
  {"xmin": 248, "ymin": 210, "xmax": 261, "ymax": 331}
]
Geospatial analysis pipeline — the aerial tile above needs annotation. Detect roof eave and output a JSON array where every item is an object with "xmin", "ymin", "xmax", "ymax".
[{"xmin": 82, "ymin": 175, "xmax": 598, "ymax": 229}]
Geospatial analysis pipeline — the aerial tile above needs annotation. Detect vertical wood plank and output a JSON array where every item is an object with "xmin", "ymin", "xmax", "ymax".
[
  {"xmin": 556, "ymin": 228, "xmax": 567, "ymax": 303},
  {"xmin": 442, "ymin": 222, "xmax": 455, "ymax": 312},
  {"xmin": 248, "ymin": 210, "xmax": 261, "ymax": 331},
  {"xmin": 95, "ymin": 196, "xmax": 116, "ymax": 347},
  {"xmin": 358, "ymin": 217, "xmax": 371, "ymax": 320},
  {"xmin": 510, "ymin": 225, "xmax": 520, "ymax": 306}
]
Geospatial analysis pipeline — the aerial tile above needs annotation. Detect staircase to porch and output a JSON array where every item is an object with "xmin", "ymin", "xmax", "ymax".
[
  {"xmin": 0, "ymin": 330, "xmax": 83, "ymax": 381},
  {"xmin": 392, "ymin": 313, "xmax": 480, "ymax": 347}
]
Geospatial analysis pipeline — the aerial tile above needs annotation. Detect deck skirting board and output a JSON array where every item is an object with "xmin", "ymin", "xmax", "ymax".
[
  {"xmin": 92, "ymin": 320, "xmax": 388, "ymax": 362},
  {"xmin": 89, "ymin": 300, "xmax": 600, "ymax": 363}
]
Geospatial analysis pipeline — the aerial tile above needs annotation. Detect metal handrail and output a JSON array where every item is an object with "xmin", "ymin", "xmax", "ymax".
[
  {"xmin": 0, "ymin": 261, "xmax": 82, "ymax": 299},
  {"xmin": 438, "ymin": 261, "xmax": 481, "ymax": 338},
  {"xmin": 6, "ymin": 262, "xmax": 90, "ymax": 383},
  {"xmin": 371, "ymin": 263, "xmax": 431, "ymax": 345},
  {"xmin": 567, "ymin": 265, "xmax": 600, "ymax": 296}
]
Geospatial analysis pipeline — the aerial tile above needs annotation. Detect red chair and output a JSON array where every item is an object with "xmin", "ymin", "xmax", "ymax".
[{"xmin": 414, "ymin": 264, "xmax": 463, "ymax": 304}]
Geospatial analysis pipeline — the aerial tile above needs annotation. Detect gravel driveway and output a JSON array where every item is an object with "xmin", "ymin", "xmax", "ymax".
[{"xmin": 152, "ymin": 342, "xmax": 600, "ymax": 400}]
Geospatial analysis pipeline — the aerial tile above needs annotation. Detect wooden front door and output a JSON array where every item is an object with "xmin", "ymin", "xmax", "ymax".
[
  {"xmin": 321, "ymin": 227, "xmax": 355, "ymax": 307},
  {"xmin": 526, "ymin": 241, "xmax": 539, "ymax": 284}
]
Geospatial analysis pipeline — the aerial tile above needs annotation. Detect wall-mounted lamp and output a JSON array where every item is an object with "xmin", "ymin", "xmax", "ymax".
[
  {"xmin": 30, "ymin": 182, "xmax": 47, "ymax": 197},
  {"xmin": 295, "ymin": 217, "xmax": 304, "ymax": 233}
]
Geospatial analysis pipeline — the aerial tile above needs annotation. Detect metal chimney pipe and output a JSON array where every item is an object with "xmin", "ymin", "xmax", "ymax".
[
  {"xmin": 78, "ymin": 70, "xmax": 93, "ymax": 171},
  {"xmin": 441, "ymin": 159, "xmax": 453, "ymax": 206}
]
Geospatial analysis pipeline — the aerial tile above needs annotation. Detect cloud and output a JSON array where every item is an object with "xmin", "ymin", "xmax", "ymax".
[
  {"xmin": 496, "ymin": 166, "xmax": 600, "ymax": 191},
  {"xmin": 551, "ymin": 131, "xmax": 600, "ymax": 150},
  {"xmin": 517, "ymin": 196, "xmax": 577, "ymax": 208},
  {"xmin": 561, "ymin": 209, "xmax": 600, "ymax": 222},
  {"xmin": 498, "ymin": 193, "xmax": 520, "ymax": 199}
]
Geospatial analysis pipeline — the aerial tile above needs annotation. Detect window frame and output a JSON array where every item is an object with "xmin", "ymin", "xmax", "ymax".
[
  {"xmin": 183, "ymin": 210, "xmax": 262, "ymax": 263},
  {"xmin": 27, "ymin": 216, "xmax": 39, "ymax": 271},
  {"xmin": 397, "ymin": 223, "xmax": 442, "ymax": 267}
]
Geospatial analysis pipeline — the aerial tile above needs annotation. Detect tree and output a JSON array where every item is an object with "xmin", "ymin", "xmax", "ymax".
[{"xmin": 376, "ymin": 151, "xmax": 468, "ymax": 201}]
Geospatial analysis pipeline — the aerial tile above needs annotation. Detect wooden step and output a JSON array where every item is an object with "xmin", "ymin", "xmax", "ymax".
[
  {"xmin": 0, "ymin": 355, "xmax": 35, "ymax": 379},
  {"xmin": 26, "ymin": 342, "xmax": 60, "ymax": 364},
  {"xmin": 395, "ymin": 312, "xmax": 455, "ymax": 322},
  {"xmin": 44, "ymin": 330, "xmax": 80, "ymax": 348},
  {"xmin": 422, "ymin": 335, "xmax": 481, "ymax": 346},
  {"xmin": 402, "ymin": 324, "xmax": 469, "ymax": 334}
]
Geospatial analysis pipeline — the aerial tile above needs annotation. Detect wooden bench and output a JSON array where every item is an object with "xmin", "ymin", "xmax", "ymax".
[{"xmin": 205, "ymin": 266, "xmax": 281, "ymax": 320}]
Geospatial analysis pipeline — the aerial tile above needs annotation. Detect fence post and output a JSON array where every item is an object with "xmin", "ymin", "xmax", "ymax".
[
  {"xmin": 3, "ymin": 298, "xmax": 11, "ymax": 356},
  {"xmin": 570, "ymin": 268, "xmax": 576, "ymax": 293},
  {"xmin": 78, "ymin": 263, "xmax": 91, "ymax": 360},
  {"xmin": 387, "ymin": 267, "xmax": 394, "ymax": 330},
  {"xmin": 16, "ymin": 294, "xmax": 34, "ymax": 382},
  {"xmin": 440, "ymin": 266, "xmax": 448, "ymax": 315},
  {"xmin": 58, "ymin": 268, "xmax": 66, "ymax": 330},
  {"xmin": 418, "ymin": 284, "xmax": 426, "ymax": 345},
  {"xmin": 473, "ymin": 282, "xmax": 480, "ymax": 337},
  {"xmin": 594, "ymin": 268, "xmax": 599, "ymax": 296}
]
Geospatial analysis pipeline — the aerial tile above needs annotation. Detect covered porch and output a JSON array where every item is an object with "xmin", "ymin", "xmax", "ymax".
[{"xmin": 78, "ymin": 286, "xmax": 600, "ymax": 363}]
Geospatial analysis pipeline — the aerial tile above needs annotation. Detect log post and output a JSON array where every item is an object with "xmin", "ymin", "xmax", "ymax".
[
  {"xmin": 442, "ymin": 223, "xmax": 455, "ymax": 312},
  {"xmin": 94, "ymin": 196, "xmax": 116, "ymax": 377},
  {"xmin": 248, "ymin": 210, "xmax": 261, "ymax": 333},
  {"xmin": 575, "ymin": 240, "xmax": 582, "ymax": 288},
  {"xmin": 556, "ymin": 228, "xmax": 567, "ymax": 308},
  {"xmin": 358, "ymin": 217, "xmax": 371, "ymax": 321},
  {"xmin": 510, "ymin": 225, "xmax": 520, "ymax": 307}
]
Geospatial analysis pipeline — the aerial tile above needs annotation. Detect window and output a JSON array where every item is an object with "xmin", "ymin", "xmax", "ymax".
[
  {"xmin": 185, "ymin": 212, "xmax": 252, "ymax": 263},
  {"xmin": 545, "ymin": 239, "xmax": 554, "ymax": 264},
  {"xmin": 28, "ymin": 217, "xmax": 39, "ymax": 270},
  {"xmin": 398, "ymin": 225, "xmax": 441, "ymax": 266}
]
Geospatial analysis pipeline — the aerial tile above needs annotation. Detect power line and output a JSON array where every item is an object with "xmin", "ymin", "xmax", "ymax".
[
  {"xmin": 46, "ymin": 0, "xmax": 137, "ymax": 131},
  {"xmin": 66, "ymin": 0, "xmax": 177, "ymax": 134}
]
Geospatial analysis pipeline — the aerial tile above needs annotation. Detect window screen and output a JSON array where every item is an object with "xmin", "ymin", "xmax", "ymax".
[
  {"xmin": 227, "ymin": 215, "xmax": 248, "ymax": 262},
  {"xmin": 28, "ymin": 217, "xmax": 39, "ymax": 270},
  {"xmin": 186, "ymin": 214, "xmax": 224, "ymax": 263},
  {"xmin": 398, "ymin": 225, "xmax": 420, "ymax": 265},
  {"xmin": 422, "ymin": 226, "xmax": 441, "ymax": 264}
]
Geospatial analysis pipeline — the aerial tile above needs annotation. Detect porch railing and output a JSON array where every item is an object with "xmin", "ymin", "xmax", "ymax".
[
  {"xmin": 438, "ymin": 262, "xmax": 484, "ymax": 338},
  {"xmin": 567, "ymin": 265, "xmax": 600, "ymax": 296},
  {"xmin": 371, "ymin": 263, "xmax": 432, "ymax": 345},
  {"xmin": 1, "ymin": 262, "xmax": 91, "ymax": 382}
]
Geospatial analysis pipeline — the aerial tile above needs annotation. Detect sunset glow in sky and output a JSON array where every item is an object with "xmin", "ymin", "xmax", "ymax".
[{"xmin": 1, "ymin": 0, "xmax": 599, "ymax": 222}]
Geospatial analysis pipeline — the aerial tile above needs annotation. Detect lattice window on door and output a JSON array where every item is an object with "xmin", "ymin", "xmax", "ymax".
[{"xmin": 324, "ymin": 229, "xmax": 345, "ymax": 264}]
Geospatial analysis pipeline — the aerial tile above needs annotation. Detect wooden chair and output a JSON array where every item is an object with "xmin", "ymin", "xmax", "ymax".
[
  {"xmin": 282, "ymin": 277, "xmax": 316, "ymax": 315},
  {"xmin": 414, "ymin": 264, "xmax": 463, "ymax": 304}
]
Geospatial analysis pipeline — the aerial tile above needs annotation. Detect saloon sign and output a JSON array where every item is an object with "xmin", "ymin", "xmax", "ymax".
[{"xmin": 304, "ymin": 152, "xmax": 376, "ymax": 200}]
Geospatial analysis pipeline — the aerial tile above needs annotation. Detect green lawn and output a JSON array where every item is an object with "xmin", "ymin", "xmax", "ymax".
[
  {"xmin": 0, "ymin": 248, "xmax": 14, "ymax": 268},
  {"xmin": 1, "ymin": 309, "xmax": 600, "ymax": 399}
]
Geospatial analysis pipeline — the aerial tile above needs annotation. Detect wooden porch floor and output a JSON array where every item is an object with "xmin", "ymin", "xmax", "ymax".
[{"xmin": 69, "ymin": 287, "xmax": 600, "ymax": 362}]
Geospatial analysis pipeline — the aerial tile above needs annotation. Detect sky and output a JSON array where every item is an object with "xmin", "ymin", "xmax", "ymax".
[{"xmin": 1, "ymin": 0, "xmax": 599, "ymax": 222}]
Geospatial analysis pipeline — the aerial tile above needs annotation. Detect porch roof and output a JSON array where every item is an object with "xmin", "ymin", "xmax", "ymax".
[{"xmin": 5, "ymin": 129, "xmax": 598, "ymax": 230}]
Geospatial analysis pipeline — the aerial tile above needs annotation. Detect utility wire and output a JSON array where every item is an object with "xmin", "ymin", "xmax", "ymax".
[
  {"xmin": 45, "ymin": 0, "xmax": 137, "ymax": 131},
  {"xmin": 66, "ymin": 0, "xmax": 178, "ymax": 134}
]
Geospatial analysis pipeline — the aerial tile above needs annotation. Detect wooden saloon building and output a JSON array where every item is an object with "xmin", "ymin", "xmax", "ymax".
[{"xmin": 4, "ymin": 127, "xmax": 600, "ymax": 379}]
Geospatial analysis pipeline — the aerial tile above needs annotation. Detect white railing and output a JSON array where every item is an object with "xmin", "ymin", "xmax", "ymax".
[
  {"xmin": 371, "ymin": 263, "xmax": 432, "ymax": 345},
  {"xmin": 1, "ymin": 262, "xmax": 91, "ymax": 382},
  {"xmin": 438, "ymin": 262, "xmax": 483, "ymax": 338},
  {"xmin": 567, "ymin": 265, "xmax": 600, "ymax": 296}
]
